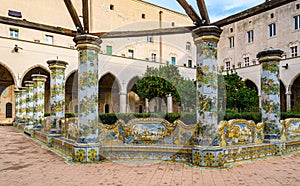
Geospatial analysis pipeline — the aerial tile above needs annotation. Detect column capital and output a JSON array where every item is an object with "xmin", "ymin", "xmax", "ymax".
[
  {"xmin": 73, "ymin": 34, "xmax": 102, "ymax": 51},
  {"xmin": 257, "ymin": 48, "xmax": 283, "ymax": 63},
  {"xmin": 192, "ymin": 25, "xmax": 222, "ymax": 42},
  {"xmin": 24, "ymin": 81, "xmax": 34, "ymax": 87},
  {"xmin": 19, "ymin": 87, "xmax": 28, "ymax": 92},
  {"xmin": 32, "ymin": 74, "xmax": 47, "ymax": 82},
  {"xmin": 47, "ymin": 60, "xmax": 68, "ymax": 69}
]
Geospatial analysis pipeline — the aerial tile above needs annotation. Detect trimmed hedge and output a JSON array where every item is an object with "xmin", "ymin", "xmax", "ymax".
[{"xmin": 44, "ymin": 111, "xmax": 300, "ymax": 125}]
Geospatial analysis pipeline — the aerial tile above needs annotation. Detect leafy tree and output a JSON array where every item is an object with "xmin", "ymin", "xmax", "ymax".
[
  {"xmin": 224, "ymin": 71, "xmax": 259, "ymax": 112},
  {"xmin": 135, "ymin": 65, "xmax": 196, "ymax": 112}
]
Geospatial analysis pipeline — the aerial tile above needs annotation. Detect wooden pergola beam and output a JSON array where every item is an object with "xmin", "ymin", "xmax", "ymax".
[
  {"xmin": 63, "ymin": 0, "xmax": 84, "ymax": 33},
  {"xmin": 0, "ymin": 16, "xmax": 77, "ymax": 37},
  {"xmin": 93, "ymin": 26, "xmax": 196, "ymax": 38},
  {"xmin": 82, "ymin": 0, "xmax": 89, "ymax": 33},
  {"xmin": 176, "ymin": 0, "xmax": 202, "ymax": 26},
  {"xmin": 197, "ymin": 0, "xmax": 210, "ymax": 24}
]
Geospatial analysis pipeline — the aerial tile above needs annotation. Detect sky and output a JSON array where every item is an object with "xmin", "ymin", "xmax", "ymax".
[{"xmin": 144, "ymin": 0, "xmax": 264, "ymax": 23}]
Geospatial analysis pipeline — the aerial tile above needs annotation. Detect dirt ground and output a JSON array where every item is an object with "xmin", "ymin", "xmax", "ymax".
[{"xmin": 0, "ymin": 126, "xmax": 299, "ymax": 186}]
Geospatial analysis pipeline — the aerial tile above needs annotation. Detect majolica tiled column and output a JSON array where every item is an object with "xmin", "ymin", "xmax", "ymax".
[
  {"xmin": 193, "ymin": 26, "xmax": 222, "ymax": 142},
  {"xmin": 19, "ymin": 87, "xmax": 28, "ymax": 121},
  {"xmin": 25, "ymin": 81, "xmax": 34, "ymax": 124},
  {"xmin": 32, "ymin": 74, "xmax": 47, "ymax": 125},
  {"xmin": 47, "ymin": 60, "xmax": 68, "ymax": 130},
  {"xmin": 73, "ymin": 34, "xmax": 102, "ymax": 162},
  {"xmin": 257, "ymin": 48, "xmax": 283, "ymax": 139},
  {"xmin": 14, "ymin": 89, "xmax": 21, "ymax": 121},
  {"xmin": 192, "ymin": 26, "xmax": 224, "ymax": 167}
]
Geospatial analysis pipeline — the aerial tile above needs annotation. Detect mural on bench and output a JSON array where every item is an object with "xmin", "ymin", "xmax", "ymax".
[
  {"xmin": 281, "ymin": 118, "xmax": 300, "ymax": 140},
  {"xmin": 98, "ymin": 118, "xmax": 198, "ymax": 146},
  {"xmin": 218, "ymin": 119, "xmax": 264, "ymax": 146}
]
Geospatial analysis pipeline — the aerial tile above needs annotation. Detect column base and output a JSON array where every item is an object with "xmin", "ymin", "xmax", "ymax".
[{"xmin": 73, "ymin": 143, "xmax": 102, "ymax": 163}]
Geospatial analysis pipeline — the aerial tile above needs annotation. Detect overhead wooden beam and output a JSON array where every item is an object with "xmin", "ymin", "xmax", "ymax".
[
  {"xmin": 197, "ymin": 0, "xmax": 210, "ymax": 24},
  {"xmin": 0, "ymin": 16, "xmax": 77, "ymax": 37},
  {"xmin": 176, "ymin": 0, "xmax": 202, "ymax": 26},
  {"xmin": 63, "ymin": 0, "xmax": 83, "ymax": 33},
  {"xmin": 82, "ymin": 0, "xmax": 89, "ymax": 33},
  {"xmin": 92, "ymin": 26, "xmax": 196, "ymax": 39}
]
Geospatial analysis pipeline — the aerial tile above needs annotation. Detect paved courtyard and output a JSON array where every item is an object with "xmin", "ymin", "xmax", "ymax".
[{"xmin": 0, "ymin": 126, "xmax": 299, "ymax": 186}]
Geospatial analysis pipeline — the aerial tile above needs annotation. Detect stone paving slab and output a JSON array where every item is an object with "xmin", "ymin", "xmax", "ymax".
[{"xmin": 0, "ymin": 126, "xmax": 299, "ymax": 186}]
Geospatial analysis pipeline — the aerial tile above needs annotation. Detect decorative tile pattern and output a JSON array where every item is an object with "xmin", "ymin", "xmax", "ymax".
[
  {"xmin": 47, "ymin": 60, "xmax": 68, "ymax": 130},
  {"xmin": 14, "ymin": 90, "xmax": 21, "ymax": 120},
  {"xmin": 32, "ymin": 74, "xmax": 47, "ymax": 125},
  {"xmin": 194, "ymin": 37, "xmax": 220, "ymax": 144},
  {"xmin": 75, "ymin": 35, "xmax": 101, "ymax": 144},
  {"xmin": 19, "ymin": 87, "xmax": 27, "ymax": 120},
  {"xmin": 25, "ymin": 81, "xmax": 34, "ymax": 124},
  {"xmin": 258, "ymin": 49, "xmax": 283, "ymax": 137}
]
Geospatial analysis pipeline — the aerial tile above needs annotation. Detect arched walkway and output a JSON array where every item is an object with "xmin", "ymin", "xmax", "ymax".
[
  {"xmin": 291, "ymin": 75, "xmax": 300, "ymax": 111},
  {"xmin": 0, "ymin": 63, "xmax": 15, "ymax": 120},
  {"xmin": 21, "ymin": 66, "xmax": 50, "ymax": 113},
  {"xmin": 280, "ymin": 81, "xmax": 286, "ymax": 112},
  {"xmin": 65, "ymin": 71, "xmax": 78, "ymax": 113},
  {"xmin": 127, "ymin": 76, "xmax": 144, "ymax": 113},
  {"xmin": 99, "ymin": 73, "xmax": 120, "ymax": 113}
]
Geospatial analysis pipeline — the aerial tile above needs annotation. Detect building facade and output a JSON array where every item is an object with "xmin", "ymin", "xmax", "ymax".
[{"xmin": 216, "ymin": 0, "xmax": 300, "ymax": 111}]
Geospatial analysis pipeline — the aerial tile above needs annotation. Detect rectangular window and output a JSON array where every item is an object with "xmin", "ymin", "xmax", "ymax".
[
  {"xmin": 188, "ymin": 60, "xmax": 192, "ymax": 68},
  {"xmin": 295, "ymin": 15, "xmax": 300, "ymax": 30},
  {"xmin": 147, "ymin": 36, "xmax": 153, "ymax": 42},
  {"xmin": 106, "ymin": 45, "xmax": 112, "ymax": 55},
  {"xmin": 244, "ymin": 57, "xmax": 250, "ymax": 67},
  {"xmin": 291, "ymin": 46, "xmax": 298, "ymax": 57},
  {"xmin": 110, "ymin": 4, "xmax": 114, "ymax": 10},
  {"xmin": 229, "ymin": 37, "xmax": 234, "ymax": 48},
  {"xmin": 142, "ymin": 14, "xmax": 145, "ymax": 19},
  {"xmin": 151, "ymin": 53, "xmax": 156, "ymax": 62},
  {"xmin": 237, "ymin": 62, "xmax": 242, "ymax": 68},
  {"xmin": 128, "ymin": 49, "xmax": 134, "ymax": 58},
  {"xmin": 225, "ymin": 62, "xmax": 231, "ymax": 70},
  {"xmin": 9, "ymin": 28, "xmax": 19, "ymax": 38},
  {"xmin": 45, "ymin": 35, "xmax": 53, "ymax": 44},
  {"xmin": 247, "ymin": 30, "xmax": 254, "ymax": 43},
  {"xmin": 269, "ymin": 23, "xmax": 276, "ymax": 37},
  {"xmin": 171, "ymin": 57, "xmax": 176, "ymax": 65}
]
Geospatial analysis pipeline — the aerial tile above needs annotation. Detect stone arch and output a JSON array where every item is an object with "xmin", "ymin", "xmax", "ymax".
[
  {"xmin": 21, "ymin": 65, "xmax": 50, "ymax": 113},
  {"xmin": 99, "ymin": 73, "xmax": 120, "ymax": 113},
  {"xmin": 65, "ymin": 70, "xmax": 78, "ymax": 113},
  {"xmin": 291, "ymin": 74, "xmax": 300, "ymax": 110},
  {"xmin": 0, "ymin": 62, "xmax": 16, "ymax": 120},
  {"xmin": 244, "ymin": 79, "xmax": 258, "ymax": 93},
  {"xmin": 280, "ymin": 80, "xmax": 287, "ymax": 112},
  {"xmin": 127, "ymin": 76, "xmax": 144, "ymax": 113},
  {"xmin": 0, "ymin": 62, "xmax": 17, "ymax": 88}
]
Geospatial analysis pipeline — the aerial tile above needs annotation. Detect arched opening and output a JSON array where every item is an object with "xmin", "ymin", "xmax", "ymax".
[
  {"xmin": 291, "ymin": 75, "xmax": 300, "ymax": 111},
  {"xmin": 99, "ymin": 73, "xmax": 120, "ymax": 113},
  {"xmin": 0, "ymin": 63, "xmax": 15, "ymax": 120},
  {"xmin": 6, "ymin": 103, "xmax": 12, "ymax": 118},
  {"xmin": 65, "ymin": 71, "xmax": 78, "ymax": 113},
  {"xmin": 245, "ymin": 79, "xmax": 258, "ymax": 93},
  {"xmin": 280, "ymin": 81, "xmax": 286, "ymax": 112},
  {"xmin": 127, "ymin": 76, "xmax": 145, "ymax": 113},
  {"xmin": 104, "ymin": 104, "xmax": 109, "ymax": 113},
  {"xmin": 21, "ymin": 66, "xmax": 50, "ymax": 113}
]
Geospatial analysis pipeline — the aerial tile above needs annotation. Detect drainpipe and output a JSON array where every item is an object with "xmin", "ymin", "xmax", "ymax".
[{"xmin": 159, "ymin": 11, "xmax": 163, "ymax": 64}]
